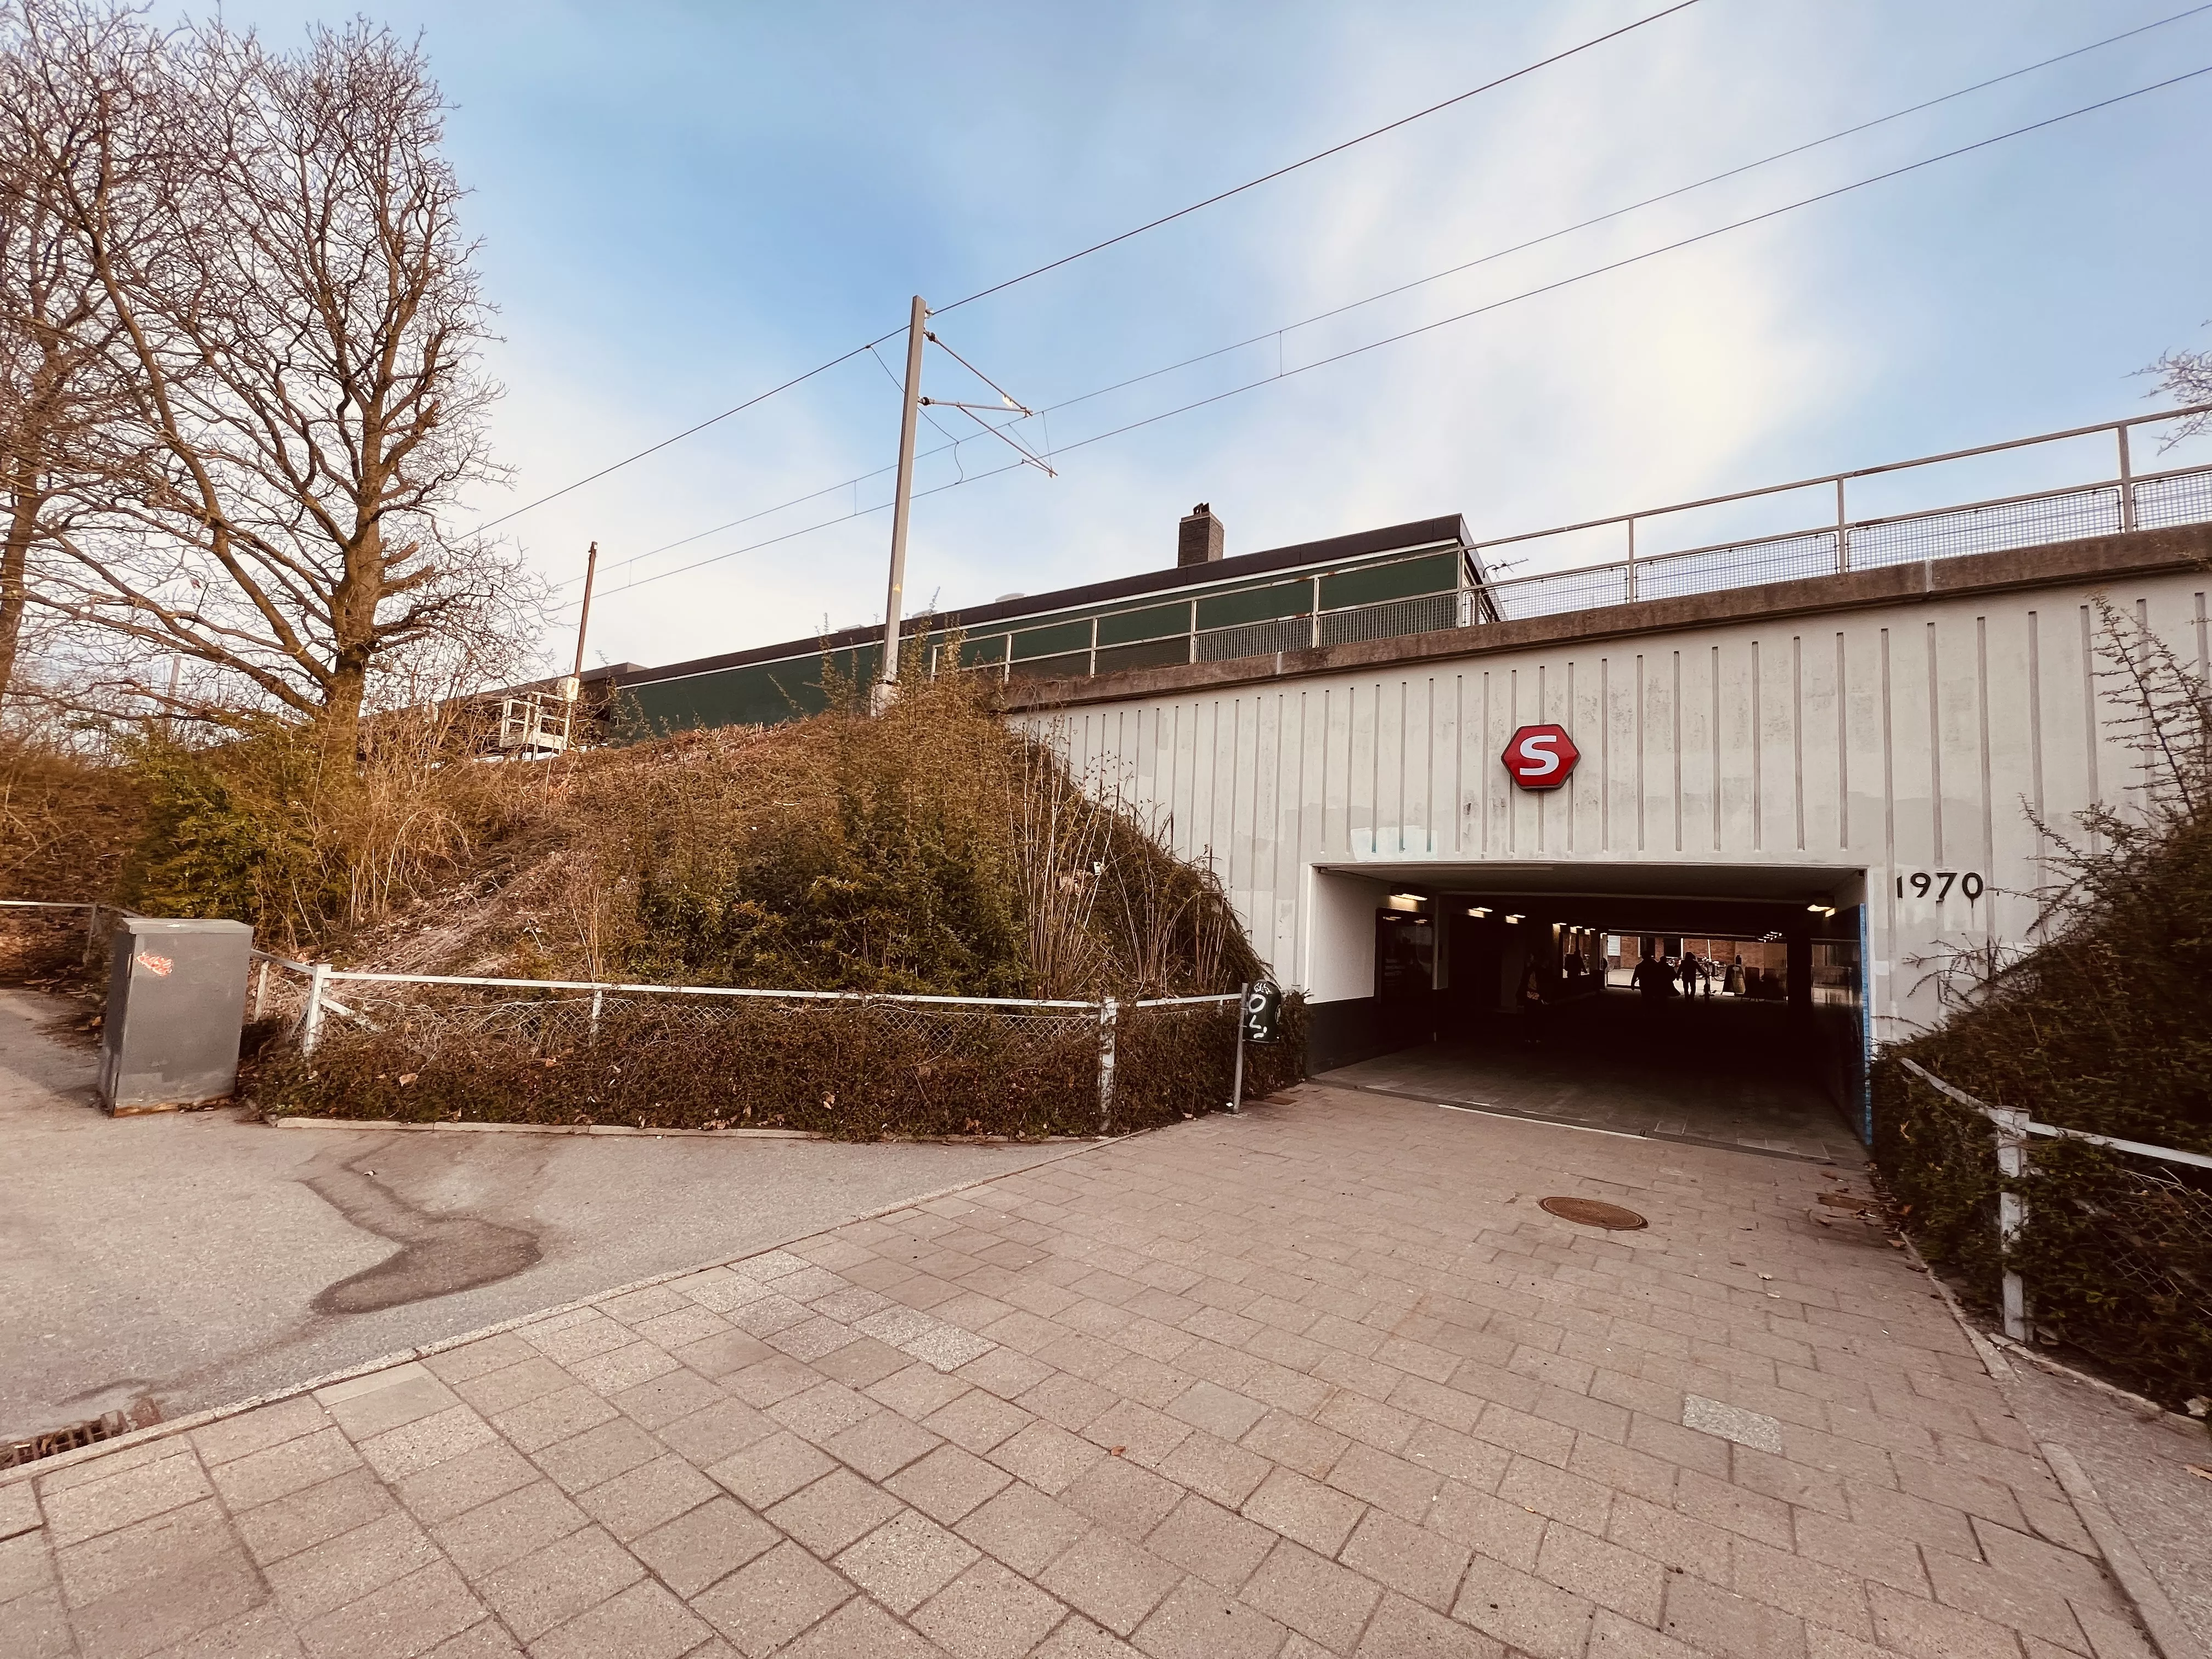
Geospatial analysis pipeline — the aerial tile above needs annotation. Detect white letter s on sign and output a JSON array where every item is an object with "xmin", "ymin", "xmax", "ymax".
[{"xmin": 1515, "ymin": 731, "xmax": 1560, "ymax": 777}]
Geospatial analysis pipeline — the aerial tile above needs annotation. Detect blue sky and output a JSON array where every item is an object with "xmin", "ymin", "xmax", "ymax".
[{"xmin": 207, "ymin": 1, "xmax": 2212, "ymax": 673}]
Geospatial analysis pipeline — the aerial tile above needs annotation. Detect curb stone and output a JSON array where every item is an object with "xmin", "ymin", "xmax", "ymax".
[
  {"xmin": 1903, "ymin": 1233, "xmax": 2199, "ymax": 1659},
  {"xmin": 2042, "ymin": 1442, "xmax": 2208, "ymax": 1659},
  {"xmin": 267, "ymin": 1115, "xmax": 1101, "ymax": 1144}
]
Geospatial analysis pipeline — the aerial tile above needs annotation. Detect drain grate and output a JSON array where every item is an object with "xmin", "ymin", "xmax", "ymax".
[
  {"xmin": 1, "ymin": 1400, "xmax": 160, "ymax": 1471},
  {"xmin": 3, "ymin": 1413, "xmax": 125, "ymax": 1470},
  {"xmin": 1540, "ymin": 1195, "xmax": 1649, "ymax": 1231}
]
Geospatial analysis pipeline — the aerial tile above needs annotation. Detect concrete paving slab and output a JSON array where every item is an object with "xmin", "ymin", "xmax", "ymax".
[
  {"xmin": 2, "ymin": 1081, "xmax": 2183, "ymax": 1657},
  {"xmin": 1318, "ymin": 990, "xmax": 1865, "ymax": 1163},
  {"xmin": 0, "ymin": 988, "xmax": 1075, "ymax": 1442}
]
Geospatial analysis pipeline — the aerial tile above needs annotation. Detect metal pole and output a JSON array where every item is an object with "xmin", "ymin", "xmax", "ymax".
[
  {"xmin": 252, "ymin": 959, "xmax": 270, "ymax": 1021},
  {"xmin": 302, "ymin": 962, "xmax": 330, "ymax": 1057},
  {"xmin": 556, "ymin": 541, "xmax": 599, "ymax": 753},
  {"xmin": 1096, "ymin": 996, "xmax": 1118, "ymax": 1135},
  {"xmin": 1993, "ymin": 1105, "xmax": 2030, "ymax": 1342},
  {"xmin": 589, "ymin": 986, "xmax": 604, "ymax": 1042},
  {"xmin": 2117, "ymin": 425, "xmax": 2136, "ymax": 533},
  {"xmin": 572, "ymin": 542, "xmax": 599, "ymax": 680},
  {"xmin": 1624, "ymin": 517, "xmax": 1637, "ymax": 602},
  {"xmin": 878, "ymin": 295, "xmax": 929, "ymax": 703},
  {"xmin": 1835, "ymin": 477, "xmax": 1849, "ymax": 572},
  {"xmin": 82, "ymin": 902, "xmax": 100, "ymax": 967},
  {"xmin": 1228, "ymin": 981, "xmax": 1248, "ymax": 1114}
]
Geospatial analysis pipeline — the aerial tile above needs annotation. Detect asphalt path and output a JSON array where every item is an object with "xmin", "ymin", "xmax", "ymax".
[{"xmin": 0, "ymin": 988, "xmax": 1077, "ymax": 1441}]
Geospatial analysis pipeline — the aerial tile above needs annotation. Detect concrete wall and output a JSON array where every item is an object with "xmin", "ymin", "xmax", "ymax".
[{"xmin": 1017, "ymin": 537, "xmax": 2209, "ymax": 1049}]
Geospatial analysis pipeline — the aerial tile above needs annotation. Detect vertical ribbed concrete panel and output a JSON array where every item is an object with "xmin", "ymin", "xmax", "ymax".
[{"xmin": 1019, "ymin": 569, "xmax": 2208, "ymax": 1043}]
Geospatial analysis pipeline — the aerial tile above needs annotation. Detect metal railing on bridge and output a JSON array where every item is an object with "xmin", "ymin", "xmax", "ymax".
[
  {"xmin": 994, "ymin": 404, "xmax": 2212, "ymax": 685},
  {"xmin": 1474, "ymin": 403, "xmax": 2212, "ymax": 625}
]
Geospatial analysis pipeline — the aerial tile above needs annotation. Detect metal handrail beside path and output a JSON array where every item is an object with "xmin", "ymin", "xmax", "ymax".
[
  {"xmin": 1897, "ymin": 1058, "xmax": 2212, "ymax": 1171},
  {"xmin": 1895, "ymin": 1057, "xmax": 2212, "ymax": 1345}
]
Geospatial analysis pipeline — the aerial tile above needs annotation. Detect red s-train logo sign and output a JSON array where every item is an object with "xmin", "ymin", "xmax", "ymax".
[{"xmin": 1502, "ymin": 724, "xmax": 1579, "ymax": 791}]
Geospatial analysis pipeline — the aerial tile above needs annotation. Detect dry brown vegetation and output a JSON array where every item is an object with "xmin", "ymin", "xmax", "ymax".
[
  {"xmin": 5, "ymin": 665, "xmax": 1304, "ymax": 1134},
  {"xmin": 2, "ymin": 665, "xmax": 1273, "ymax": 1003},
  {"xmin": 353, "ymin": 668, "xmax": 1265, "ymax": 1000},
  {"xmin": 249, "ymin": 668, "xmax": 1300, "ymax": 1137},
  {"xmin": 128, "ymin": 703, "xmax": 537, "ymax": 957},
  {"xmin": 0, "ymin": 728, "xmax": 140, "ymax": 901}
]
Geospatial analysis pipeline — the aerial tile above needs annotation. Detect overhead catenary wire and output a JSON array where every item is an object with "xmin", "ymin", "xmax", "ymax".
[
  {"xmin": 556, "ymin": 61, "xmax": 2212, "ymax": 613},
  {"xmin": 562, "ymin": 67, "xmax": 2212, "ymax": 615},
  {"xmin": 926, "ymin": 0, "xmax": 1706, "ymax": 317},
  {"xmin": 1028, "ymin": 0, "xmax": 2212, "ymax": 425},
  {"xmin": 871, "ymin": 342, "xmax": 966, "ymax": 461},
  {"xmin": 559, "ymin": 16, "xmax": 2212, "ymax": 602},
  {"xmin": 481, "ymin": 3, "xmax": 1703, "ymax": 537},
  {"xmin": 1025, "ymin": 64, "xmax": 2212, "ymax": 468},
  {"xmin": 475, "ymin": 337, "xmax": 897, "ymax": 533}
]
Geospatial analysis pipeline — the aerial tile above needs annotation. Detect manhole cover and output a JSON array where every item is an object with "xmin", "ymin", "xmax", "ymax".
[{"xmin": 1540, "ymin": 1196, "xmax": 1647, "ymax": 1231}]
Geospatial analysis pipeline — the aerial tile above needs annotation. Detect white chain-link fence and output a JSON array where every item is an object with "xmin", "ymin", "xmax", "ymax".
[{"xmin": 249, "ymin": 958, "xmax": 1294, "ymax": 1139}]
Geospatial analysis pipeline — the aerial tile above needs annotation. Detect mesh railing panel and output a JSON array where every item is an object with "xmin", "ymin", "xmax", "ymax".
[
  {"xmin": 264, "ymin": 982, "xmax": 1105, "ymax": 1138},
  {"xmin": 1846, "ymin": 486, "xmax": 2123, "ymax": 568},
  {"xmin": 1196, "ymin": 616, "xmax": 1312, "ymax": 662},
  {"xmin": 1317, "ymin": 591, "xmax": 1458, "ymax": 646},
  {"xmin": 1488, "ymin": 562, "xmax": 1633, "ymax": 622},
  {"xmin": 249, "ymin": 961, "xmax": 313, "ymax": 1027},
  {"xmin": 1882, "ymin": 1078, "xmax": 2006, "ymax": 1287},
  {"xmin": 2132, "ymin": 469, "xmax": 2212, "ymax": 532},
  {"xmin": 1635, "ymin": 529, "xmax": 1841, "ymax": 601}
]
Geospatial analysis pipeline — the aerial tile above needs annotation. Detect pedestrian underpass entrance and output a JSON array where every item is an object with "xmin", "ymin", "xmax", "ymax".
[
  {"xmin": 1305, "ymin": 861, "xmax": 1869, "ymax": 1160},
  {"xmin": 1012, "ymin": 518, "xmax": 2209, "ymax": 1156}
]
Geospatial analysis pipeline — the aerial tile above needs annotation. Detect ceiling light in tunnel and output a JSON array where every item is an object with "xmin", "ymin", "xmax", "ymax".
[
  {"xmin": 1807, "ymin": 904, "xmax": 1835, "ymax": 916},
  {"xmin": 1466, "ymin": 906, "xmax": 1490, "ymax": 918},
  {"xmin": 1504, "ymin": 914, "xmax": 1524, "ymax": 924},
  {"xmin": 1385, "ymin": 893, "xmax": 1425, "ymax": 912}
]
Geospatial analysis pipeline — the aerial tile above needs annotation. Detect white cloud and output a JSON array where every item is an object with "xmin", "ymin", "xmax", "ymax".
[{"xmin": 243, "ymin": 0, "xmax": 2210, "ymax": 675}]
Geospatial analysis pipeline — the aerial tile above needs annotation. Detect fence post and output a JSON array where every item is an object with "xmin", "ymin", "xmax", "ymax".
[
  {"xmin": 1991, "ymin": 1104, "xmax": 2031, "ymax": 1342},
  {"xmin": 252, "ymin": 958, "xmax": 270, "ymax": 1022},
  {"xmin": 82, "ymin": 902, "xmax": 100, "ymax": 967},
  {"xmin": 589, "ymin": 985, "xmax": 605, "ymax": 1043},
  {"xmin": 1835, "ymin": 477, "xmax": 1849, "ymax": 572},
  {"xmin": 1228, "ymin": 983, "xmax": 1248, "ymax": 1114},
  {"xmin": 301, "ymin": 962, "xmax": 330, "ymax": 1057},
  {"xmin": 1096, "ymin": 997, "xmax": 1118, "ymax": 1135},
  {"xmin": 1624, "ymin": 517, "xmax": 1637, "ymax": 601},
  {"xmin": 2117, "ymin": 422, "xmax": 2136, "ymax": 533}
]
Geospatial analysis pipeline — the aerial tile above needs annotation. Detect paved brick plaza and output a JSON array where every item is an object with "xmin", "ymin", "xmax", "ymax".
[{"xmin": 0, "ymin": 1085, "xmax": 2153, "ymax": 1658}]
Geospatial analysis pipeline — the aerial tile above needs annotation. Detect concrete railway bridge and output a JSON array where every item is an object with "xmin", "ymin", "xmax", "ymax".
[{"xmin": 623, "ymin": 408, "xmax": 2212, "ymax": 1149}]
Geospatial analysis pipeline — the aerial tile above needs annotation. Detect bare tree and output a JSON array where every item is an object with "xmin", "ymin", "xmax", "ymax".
[
  {"xmin": 0, "ymin": 4, "xmax": 137, "ymax": 703},
  {"xmin": 2144, "ymin": 334, "xmax": 2212, "ymax": 445},
  {"xmin": 0, "ymin": 1, "xmax": 539, "ymax": 743}
]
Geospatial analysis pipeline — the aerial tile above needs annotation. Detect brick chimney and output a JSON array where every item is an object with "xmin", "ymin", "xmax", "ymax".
[{"xmin": 1178, "ymin": 503, "xmax": 1224, "ymax": 567}]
